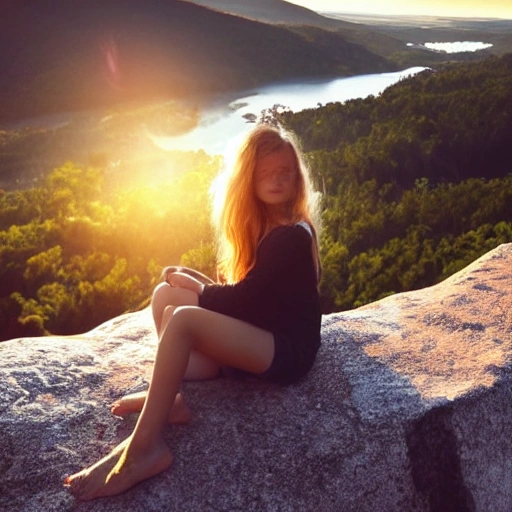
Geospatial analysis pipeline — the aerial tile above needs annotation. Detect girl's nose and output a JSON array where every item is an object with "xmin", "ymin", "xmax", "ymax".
[{"xmin": 271, "ymin": 170, "xmax": 286, "ymax": 184}]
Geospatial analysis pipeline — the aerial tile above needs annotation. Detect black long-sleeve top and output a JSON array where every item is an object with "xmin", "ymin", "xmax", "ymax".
[{"xmin": 199, "ymin": 223, "xmax": 321, "ymax": 369}]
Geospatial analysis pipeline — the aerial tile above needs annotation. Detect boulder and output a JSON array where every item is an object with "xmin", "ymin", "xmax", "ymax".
[{"xmin": 1, "ymin": 244, "xmax": 511, "ymax": 512}]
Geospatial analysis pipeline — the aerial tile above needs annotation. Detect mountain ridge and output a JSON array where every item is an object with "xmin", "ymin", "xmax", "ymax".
[
  {"xmin": 182, "ymin": 0, "xmax": 357, "ymax": 30},
  {"xmin": 0, "ymin": 0, "xmax": 393, "ymax": 123}
]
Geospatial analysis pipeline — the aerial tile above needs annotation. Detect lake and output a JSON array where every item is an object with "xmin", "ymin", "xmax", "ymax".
[
  {"xmin": 407, "ymin": 41, "xmax": 493, "ymax": 53},
  {"xmin": 148, "ymin": 67, "xmax": 426, "ymax": 156},
  {"xmin": 0, "ymin": 66, "xmax": 428, "ymax": 190}
]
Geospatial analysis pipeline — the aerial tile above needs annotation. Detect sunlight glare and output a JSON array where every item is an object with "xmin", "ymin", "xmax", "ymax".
[{"xmin": 101, "ymin": 37, "xmax": 122, "ymax": 91}]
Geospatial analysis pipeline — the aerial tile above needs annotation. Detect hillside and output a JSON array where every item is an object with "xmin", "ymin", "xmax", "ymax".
[
  {"xmin": 186, "ymin": 1, "xmax": 511, "ymax": 68},
  {"xmin": 185, "ymin": 0, "xmax": 410, "ymax": 62},
  {"xmin": 0, "ymin": 0, "xmax": 392, "ymax": 124},
  {"xmin": 281, "ymin": 54, "xmax": 512, "ymax": 187},
  {"xmin": 279, "ymin": 54, "xmax": 512, "ymax": 311},
  {"xmin": 183, "ymin": 0, "xmax": 357, "ymax": 30},
  {"xmin": 1, "ymin": 55, "xmax": 512, "ymax": 338}
]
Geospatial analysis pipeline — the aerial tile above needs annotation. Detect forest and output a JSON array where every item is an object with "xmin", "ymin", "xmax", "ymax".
[
  {"xmin": 1, "ymin": 54, "xmax": 511, "ymax": 341},
  {"xmin": 281, "ymin": 54, "xmax": 512, "ymax": 311},
  {"xmin": 0, "ymin": 153, "xmax": 219, "ymax": 340}
]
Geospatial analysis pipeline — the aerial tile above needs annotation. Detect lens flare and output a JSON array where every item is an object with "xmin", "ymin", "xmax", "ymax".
[{"xmin": 101, "ymin": 37, "xmax": 122, "ymax": 91}]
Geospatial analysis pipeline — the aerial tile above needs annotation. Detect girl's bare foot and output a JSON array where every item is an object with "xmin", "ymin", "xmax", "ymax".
[
  {"xmin": 110, "ymin": 391, "xmax": 149, "ymax": 416},
  {"xmin": 64, "ymin": 438, "xmax": 129, "ymax": 497},
  {"xmin": 111, "ymin": 392, "xmax": 192, "ymax": 424},
  {"xmin": 65, "ymin": 436, "xmax": 172, "ymax": 501}
]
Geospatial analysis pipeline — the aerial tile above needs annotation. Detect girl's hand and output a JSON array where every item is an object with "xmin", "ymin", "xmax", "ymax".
[{"xmin": 167, "ymin": 271, "xmax": 204, "ymax": 295}]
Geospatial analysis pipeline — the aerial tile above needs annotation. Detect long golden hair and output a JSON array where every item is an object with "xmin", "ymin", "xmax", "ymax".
[{"xmin": 212, "ymin": 124, "xmax": 321, "ymax": 283}]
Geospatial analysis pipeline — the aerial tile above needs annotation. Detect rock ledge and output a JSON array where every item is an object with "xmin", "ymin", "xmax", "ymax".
[{"xmin": 1, "ymin": 244, "xmax": 511, "ymax": 511}]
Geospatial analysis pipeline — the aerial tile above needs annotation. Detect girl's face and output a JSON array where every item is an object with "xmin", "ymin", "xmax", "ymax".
[{"xmin": 254, "ymin": 145, "xmax": 298, "ymax": 216}]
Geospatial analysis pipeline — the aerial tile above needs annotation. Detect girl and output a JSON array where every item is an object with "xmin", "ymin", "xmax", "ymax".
[{"xmin": 65, "ymin": 124, "xmax": 322, "ymax": 500}]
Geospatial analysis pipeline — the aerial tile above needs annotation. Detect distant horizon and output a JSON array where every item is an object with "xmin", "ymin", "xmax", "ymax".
[{"xmin": 285, "ymin": 0, "xmax": 512, "ymax": 20}]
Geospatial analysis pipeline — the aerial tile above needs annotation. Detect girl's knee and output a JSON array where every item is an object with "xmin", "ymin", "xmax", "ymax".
[
  {"xmin": 151, "ymin": 283, "xmax": 177, "ymax": 311},
  {"xmin": 152, "ymin": 282, "xmax": 172, "ymax": 300},
  {"xmin": 167, "ymin": 306, "xmax": 198, "ymax": 336},
  {"xmin": 159, "ymin": 306, "xmax": 198, "ymax": 352},
  {"xmin": 151, "ymin": 283, "xmax": 199, "ymax": 309}
]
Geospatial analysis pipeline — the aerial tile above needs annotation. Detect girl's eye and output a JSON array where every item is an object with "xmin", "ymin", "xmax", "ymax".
[
  {"xmin": 279, "ymin": 168, "xmax": 296, "ymax": 179},
  {"xmin": 257, "ymin": 168, "xmax": 295, "ymax": 180}
]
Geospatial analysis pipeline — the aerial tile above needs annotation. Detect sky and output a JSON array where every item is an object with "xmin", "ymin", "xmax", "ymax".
[{"xmin": 285, "ymin": 0, "xmax": 512, "ymax": 20}]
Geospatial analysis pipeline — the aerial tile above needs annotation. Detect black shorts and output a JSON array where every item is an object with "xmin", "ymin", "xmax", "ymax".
[{"xmin": 222, "ymin": 333, "xmax": 317, "ymax": 386}]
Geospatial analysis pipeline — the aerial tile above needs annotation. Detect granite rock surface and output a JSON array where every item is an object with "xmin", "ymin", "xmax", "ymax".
[{"xmin": 1, "ymin": 244, "xmax": 511, "ymax": 512}]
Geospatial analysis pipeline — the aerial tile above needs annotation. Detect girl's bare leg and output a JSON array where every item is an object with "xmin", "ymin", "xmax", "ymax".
[
  {"xmin": 66, "ymin": 306, "xmax": 274, "ymax": 500},
  {"xmin": 112, "ymin": 346, "xmax": 220, "ymax": 421},
  {"xmin": 153, "ymin": 285, "xmax": 221, "ymax": 378},
  {"xmin": 151, "ymin": 282, "xmax": 197, "ymax": 336},
  {"xmin": 111, "ymin": 285, "xmax": 220, "ymax": 421},
  {"xmin": 153, "ymin": 283, "xmax": 221, "ymax": 380}
]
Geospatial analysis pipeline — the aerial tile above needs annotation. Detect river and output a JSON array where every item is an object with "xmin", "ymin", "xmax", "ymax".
[
  {"xmin": 147, "ymin": 67, "xmax": 427, "ymax": 156},
  {"xmin": 0, "ymin": 66, "xmax": 428, "ymax": 190}
]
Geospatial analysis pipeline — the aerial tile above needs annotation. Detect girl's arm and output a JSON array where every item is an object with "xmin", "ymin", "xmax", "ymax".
[
  {"xmin": 162, "ymin": 266, "xmax": 216, "ymax": 285},
  {"xmin": 167, "ymin": 271, "xmax": 205, "ymax": 296},
  {"xmin": 200, "ymin": 224, "xmax": 313, "ymax": 316}
]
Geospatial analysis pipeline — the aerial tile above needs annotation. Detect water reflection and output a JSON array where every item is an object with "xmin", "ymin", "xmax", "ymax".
[
  {"xmin": 425, "ymin": 41, "xmax": 493, "ymax": 53},
  {"xmin": 149, "ymin": 67, "xmax": 426, "ymax": 156},
  {"xmin": 407, "ymin": 41, "xmax": 493, "ymax": 53}
]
